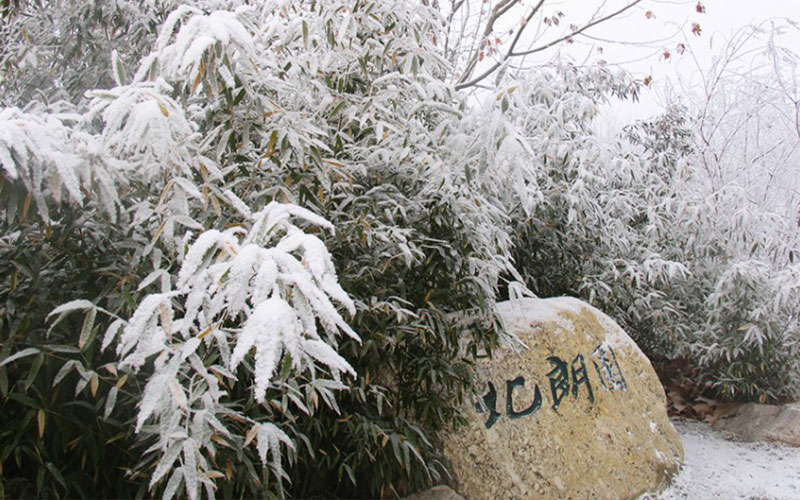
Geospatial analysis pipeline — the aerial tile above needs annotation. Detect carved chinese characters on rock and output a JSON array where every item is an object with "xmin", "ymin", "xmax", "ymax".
[{"xmin": 475, "ymin": 344, "xmax": 626, "ymax": 429}]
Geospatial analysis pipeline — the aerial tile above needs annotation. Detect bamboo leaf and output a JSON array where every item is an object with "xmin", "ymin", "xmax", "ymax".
[
  {"xmin": 79, "ymin": 307, "xmax": 97, "ymax": 352},
  {"xmin": 90, "ymin": 373, "xmax": 99, "ymax": 397},
  {"xmin": 37, "ymin": 409, "xmax": 45, "ymax": 437},
  {"xmin": 24, "ymin": 353, "xmax": 44, "ymax": 391},
  {"xmin": 150, "ymin": 442, "xmax": 183, "ymax": 488},
  {"xmin": 45, "ymin": 462, "xmax": 66, "ymax": 489},
  {"xmin": 162, "ymin": 468, "xmax": 183, "ymax": 500},
  {"xmin": 47, "ymin": 300, "xmax": 95, "ymax": 319},
  {"xmin": 104, "ymin": 387, "xmax": 118, "ymax": 419},
  {"xmin": 0, "ymin": 347, "xmax": 40, "ymax": 367}
]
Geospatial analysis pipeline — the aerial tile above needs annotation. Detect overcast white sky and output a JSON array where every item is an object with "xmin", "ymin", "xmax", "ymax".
[
  {"xmin": 521, "ymin": 1, "xmax": 800, "ymax": 72},
  {"xmin": 458, "ymin": 0, "xmax": 800, "ymax": 132},
  {"xmin": 564, "ymin": 0, "xmax": 800, "ymax": 118},
  {"xmin": 462, "ymin": 1, "xmax": 798, "ymax": 112}
]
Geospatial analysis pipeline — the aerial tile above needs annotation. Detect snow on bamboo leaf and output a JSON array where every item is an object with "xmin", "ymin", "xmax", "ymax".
[
  {"xmin": 0, "ymin": 107, "xmax": 124, "ymax": 220},
  {"xmin": 85, "ymin": 80, "xmax": 196, "ymax": 175},
  {"xmin": 136, "ymin": 5, "xmax": 257, "ymax": 93},
  {"xmin": 256, "ymin": 422, "xmax": 295, "ymax": 475},
  {"xmin": 117, "ymin": 201, "xmax": 358, "ymax": 498},
  {"xmin": 0, "ymin": 108, "xmax": 79, "ymax": 202},
  {"xmin": 117, "ymin": 293, "xmax": 177, "ymax": 371}
]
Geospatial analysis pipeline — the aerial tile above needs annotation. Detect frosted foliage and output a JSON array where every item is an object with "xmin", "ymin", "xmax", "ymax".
[
  {"xmin": 118, "ymin": 203, "xmax": 357, "ymax": 498},
  {"xmin": 136, "ymin": 6, "xmax": 257, "ymax": 91},
  {"xmin": 462, "ymin": 64, "xmax": 800, "ymax": 401},
  {"xmin": 0, "ymin": 107, "xmax": 123, "ymax": 221},
  {"xmin": 256, "ymin": 422, "xmax": 294, "ymax": 482},
  {"xmin": 520, "ymin": 67, "xmax": 799, "ymax": 400},
  {"xmin": 85, "ymin": 80, "xmax": 197, "ymax": 177},
  {"xmin": 5, "ymin": 0, "xmax": 800, "ymax": 497}
]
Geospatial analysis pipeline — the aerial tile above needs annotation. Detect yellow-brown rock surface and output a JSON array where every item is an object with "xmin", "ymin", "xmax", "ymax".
[{"xmin": 442, "ymin": 297, "xmax": 683, "ymax": 499}]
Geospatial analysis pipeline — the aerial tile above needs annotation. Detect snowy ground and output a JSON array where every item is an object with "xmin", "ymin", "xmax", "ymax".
[{"xmin": 645, "ymin": 419, "xmax": 800, "ymax": 500}]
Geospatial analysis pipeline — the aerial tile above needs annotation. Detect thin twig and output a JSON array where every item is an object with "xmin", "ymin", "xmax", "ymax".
[
  {"xmin": 457, "ymin": 0, "xmax": 522, "ymax": 85},
  {"xmin": 456, "ymin": 0, "xmax": 544, "ymax": 90},
  {"xmin": 511, "ymin": 0, "xmax": 644, "ymax": 57}
]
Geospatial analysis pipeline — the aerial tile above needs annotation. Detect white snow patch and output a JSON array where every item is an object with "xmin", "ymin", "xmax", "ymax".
[
  {"xmin": 595, "ymin": 311, "xmax": 643, "ymax": 356},
  {"xmin": 496, "ymin": 297, "xmax": 643, "ymax": 357},
  {"xmin": 650, "ymin": 421, "xmax": 658, "ymax": 433},
  {"xmin": 497, "ymin": 297, "xmax": 577, "ymax": 327},
  {"xmin": 644, "ymin": 419, "xmax": 800, "ymax": 500}
]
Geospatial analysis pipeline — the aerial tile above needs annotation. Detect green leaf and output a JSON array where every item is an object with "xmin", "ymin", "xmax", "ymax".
[
  {"xmin": 233, "ymin": 88, "xmax": 246, "ymax": 106},
  {"xmin": 389, "ymin": 434, "xmax": 402, "ymax": 465},
  {"xmin": 36, "ymin": 465, "xmax": 45, "ymax": 496},
  {"xmin": 329, "ymin": 100, "xmax": 346, "ymax": 118},
  {"xmin": 45, "ymin": 462, "xmax": 66, "ymax": 489},
  {"xmin": 0, "ymin": 366, "xmax": 7, "ymax": 396},
  {"xmin": 79, "ymin": 307, "xmax": 97, "ymax": 352},
  {"xmin": 111, "ymin": 49, "xmax": 126, "ymax": 86},
  {"xmin": 0, "ymin": 347, "xmax": 40, "ymax": 367},
  {"xmin": 342, "ymin": 463, "xmax": 356, "ymax": 486},
  {"xmin": 7, "ymin": 392, "xmax": 37, "ymax": 408},
  {"xmin": 24, "ymin": 353, "xmax": 44, "ymax": 391},
  {"xmin": 43, "ymin": 344, "xmax": 80, "ymax": 354}
]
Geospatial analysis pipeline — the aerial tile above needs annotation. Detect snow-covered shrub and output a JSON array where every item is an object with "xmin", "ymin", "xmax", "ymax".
[
  {"xmin": 1, "ymin": 0, "xmax": 513, "ymax": 498},
  {"xmin": 108, "ymin": 203, "xmax": 358, "ymax": 500},
  {"xmin": 670, "ymin": 22, "xmax": 800, "ymax": 401},
  {"xmin": 1, "ymin": 1, "xmax": 366, "ymax": 498},
  {"xmin": 498, "ymin": 67, "xmax": 800, "ymax": 403},
  {"xmin": 226, "ymin": 2, "xmax": 517, "ymax": 495},
  {"xmin": 695, "ymin": 260, "xmax": 800, "ymax": 401}
]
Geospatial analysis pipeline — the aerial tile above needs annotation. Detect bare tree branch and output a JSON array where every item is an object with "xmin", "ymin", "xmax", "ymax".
[
  {"xmin": 511, "ymin": 0, "xmax": 644, "ymax": 57},
  {"xmin": 456, "ymin": 0, "xmax": 544, "ymax": 90},
  {"xmin": 454, "ymin": 0, "xmax": 644, "ymax": 91},
  {"xmin": 457, "ymin": 0, "xmax": 522, "ymax": 85},
  {"xmin": 444, "ymin": 0, "xmax": 468, "ymax": 63}
]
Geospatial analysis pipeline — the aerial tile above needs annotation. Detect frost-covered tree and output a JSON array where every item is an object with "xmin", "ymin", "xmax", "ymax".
[
  {"xmin": 664, "ymin": 21, "xmax": 800, "ymax": 400},
  {"xmin": 685, "ymin": 21, "xmax": 800, "ymax": 222},
  {"xmin": 496, "ymin": 61, "xmax": 800, "ymax": 402}
]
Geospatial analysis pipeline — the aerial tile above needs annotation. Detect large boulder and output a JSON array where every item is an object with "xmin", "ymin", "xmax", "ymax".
[{"xmin": 442, "ymin": 297, "xmax": 683, "ymax": 499}]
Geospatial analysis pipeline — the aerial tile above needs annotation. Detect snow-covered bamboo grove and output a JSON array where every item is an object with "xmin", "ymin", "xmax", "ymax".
[{"xmin": 1, "ymin": 0, "xmax": 798, "ymax": 498}]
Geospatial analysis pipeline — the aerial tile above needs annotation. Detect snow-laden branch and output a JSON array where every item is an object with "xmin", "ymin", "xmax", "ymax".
[{"xmin": 114, "ymin": 202, "xmax": 358, "ymax": 499}]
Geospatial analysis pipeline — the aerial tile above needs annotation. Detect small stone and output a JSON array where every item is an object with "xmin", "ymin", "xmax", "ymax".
[
  {"xmin": 714, "ymin": 403, "xmax": 800, "ymax": 447},
  {"xmin": 403, "ymin": 485, "xmax": 464, "ymax": 500}
]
